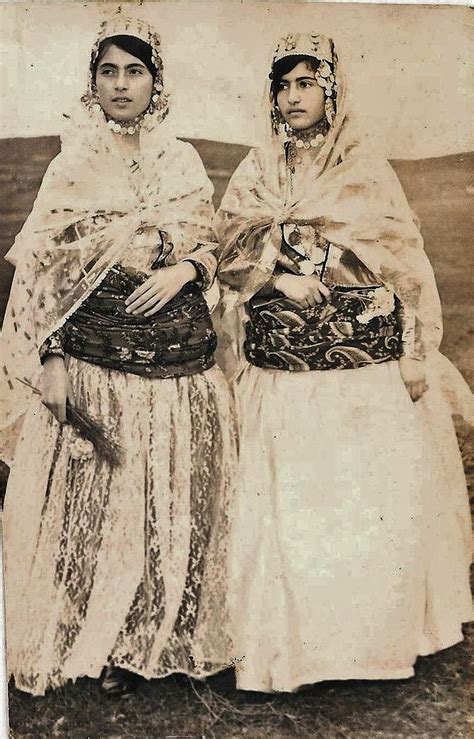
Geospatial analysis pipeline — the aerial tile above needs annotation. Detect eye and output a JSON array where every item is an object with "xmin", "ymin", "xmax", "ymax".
[
  {"xmin": 129, "ymin": 68, "xmax": 144, "ymax": 75},
  {"xmin": 99, "ymin": 68, "xmax": 115, "ymax": 76},
  {"xmin": 278, "ymin": 82, "xmax": 288, "ymax": 91}
]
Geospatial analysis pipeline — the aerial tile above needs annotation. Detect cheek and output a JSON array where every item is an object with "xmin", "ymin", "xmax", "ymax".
[
  {"xmin": 95, "ymin": 78, "xmax": 109, "ymax": 99},
  {"xmin": 276, "ymin": 91, "xmax": 286, "ymax": 109},
  {"xmin": 138, "ymin": 77, "xmax": 153, "ymax": 102},
  {"xmin": 310, "ymin": 85, "xmax": 326, "ymax": 111}
]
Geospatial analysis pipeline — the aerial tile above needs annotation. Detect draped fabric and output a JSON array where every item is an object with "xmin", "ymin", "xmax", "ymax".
[
  {"xmin": 217, "ymin": 33, "xmax": 473, "ymax": 693},
  {"xmin": 215, "ymin": 40, "xmax": 473, "ymax": 419},
  {"xmin": 216, "ymin": 122, "xmax": 442, "ymax": 361},
  {"xmin": 2, "ymin": 14, "xmax": 237, "ymax": 696},
  {"xmin": 5, "ymin": 361, "xmax": 237, "ymax": 696},
  {"xmin": 1, "ymin": 104, "xmax": 218, "ymax": 433}
]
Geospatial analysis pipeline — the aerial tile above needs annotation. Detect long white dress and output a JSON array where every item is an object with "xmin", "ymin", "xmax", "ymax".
[
  {"xmin": 216, "ymin": 30, "xmax": 472, "ymax": 693},
  {"xmin": 1, "ymin": 123, "xmax": 238, "ymax": 696},
  {"xmin": 229, "ymin": 358, "xmax": 472, "ymax": 693},
  {"xmin": 4, "ymin": 358, "xmax": 236, "ymax": 696}
]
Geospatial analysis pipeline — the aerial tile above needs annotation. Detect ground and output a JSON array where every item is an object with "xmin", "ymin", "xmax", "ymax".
[{"xmin": 6, "ymin": 626, "xmax": 474, "ymax": 737}]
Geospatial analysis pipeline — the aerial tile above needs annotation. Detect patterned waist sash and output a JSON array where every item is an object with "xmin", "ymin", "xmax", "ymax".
[
  {"xmin": 64, "ymin": 266, "xmax": 216, "ymax": 378},
  {"xmin": 244, "ymin": 287, "xmax": 403, "ymax": 372}
]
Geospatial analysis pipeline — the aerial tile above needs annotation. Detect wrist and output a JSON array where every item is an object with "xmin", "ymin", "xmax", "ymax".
[
  {"xmin": 274, "ymin": 273, "xmax": 290, "ymax": 291},
  {"xmin": 177, "ymin": 260, "xmax": 198, "ymax": 284}
]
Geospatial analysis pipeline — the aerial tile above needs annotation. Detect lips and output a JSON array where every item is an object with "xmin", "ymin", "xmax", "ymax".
[
  {"xmin": 288, "ymin": 110, "xmax": 305, "ymax": 115},
  {"xmin": 112, "ymin": 97, "xmax": 132, "ymax": 103}
]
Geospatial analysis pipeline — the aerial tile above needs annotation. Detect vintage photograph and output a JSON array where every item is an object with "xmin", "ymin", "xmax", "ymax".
[{"xmin": 0, "ymin": 1, "xmax": 472, "ymax": 736}]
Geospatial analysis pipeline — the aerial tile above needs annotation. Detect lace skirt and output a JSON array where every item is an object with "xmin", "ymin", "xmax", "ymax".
[
  {"xmin": 3, "ymin": 359, "xmax": 237, "ymax": 696},
  {"xmin": 229, "ymin": 360, "xmax": 472, "ymax": 692}
]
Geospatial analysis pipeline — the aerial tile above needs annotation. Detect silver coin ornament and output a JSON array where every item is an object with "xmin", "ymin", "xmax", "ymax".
[
  {"xmin": 299, "ymin": 260, "xmax": 316, "ymax": 275},
  {"xmin": 311, "ymin": 247, "xmax": 326, "ymax": 264}
]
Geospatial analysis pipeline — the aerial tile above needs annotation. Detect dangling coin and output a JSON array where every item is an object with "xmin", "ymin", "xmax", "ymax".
[
  {"xmin": 312, "ymin": 247, "xmax": 326, "ymax": 264},
  {"xmin": 299, "ymin": 260, "xmax": 316, "ymax": 275}
]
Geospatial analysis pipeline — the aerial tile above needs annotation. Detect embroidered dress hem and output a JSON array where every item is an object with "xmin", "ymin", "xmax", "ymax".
[{"xmin": 11, "ymin": 659, "xmax": 232, "ymax": 698}]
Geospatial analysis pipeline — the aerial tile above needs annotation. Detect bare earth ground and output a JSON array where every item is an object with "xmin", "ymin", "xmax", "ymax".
[{"xmin": 2, "ymin": 146, "xmax": 473, "ymax": 736}]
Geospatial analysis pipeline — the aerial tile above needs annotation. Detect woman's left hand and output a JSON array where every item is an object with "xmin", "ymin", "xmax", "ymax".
[
  {"xmin": 125, "ymin": 262, "xmax": 198, "ymax": 316},
  {"xmin": 399, "ymin": 355, "xmax": 428, "ymax": 402}
]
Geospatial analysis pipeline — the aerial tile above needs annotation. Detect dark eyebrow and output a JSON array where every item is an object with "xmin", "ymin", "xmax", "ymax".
[
  {"xmin": 281, "ymin": 75, "xmax": 316, "ymax": 83},
  {"xmin": 98, "ymin": 62, "xmax": 146, "ymax": 70}
]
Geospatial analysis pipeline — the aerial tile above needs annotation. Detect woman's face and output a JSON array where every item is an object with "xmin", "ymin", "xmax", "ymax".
[
  {"xmin": 95, "ymin": 43, "xmax": 154, "ymax": 121},
  {"xmin": 276, "ymin": 61, "xmax": 325, "ymax": 131}
]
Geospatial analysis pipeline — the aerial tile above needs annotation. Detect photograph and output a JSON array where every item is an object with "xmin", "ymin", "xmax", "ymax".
[{"xmin": 0, "ymin": 1, "xmax": 472, "ymax": 736}]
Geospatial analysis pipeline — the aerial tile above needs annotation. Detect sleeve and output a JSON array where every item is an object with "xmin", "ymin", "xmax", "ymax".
[
  {"xmin": 181, "ymin": 249, "xmax": 216, "ymax": 290},
  {"xmin": 159, "ymin": 142, "xmax": 218, "ymax": 290},
  {"xmin": 38, "ymin": 325, "xmax": 67, "ymax": 364}
]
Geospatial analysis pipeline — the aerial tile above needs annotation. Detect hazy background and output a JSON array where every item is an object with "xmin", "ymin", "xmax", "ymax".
[{"xmin": 1, "ymin": 0, "xmax": 473, "ymax": 159}]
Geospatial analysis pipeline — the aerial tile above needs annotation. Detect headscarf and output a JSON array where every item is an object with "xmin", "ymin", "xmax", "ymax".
[
  {"xmin": 0, "ymin": 13, "xmax": 218, "ymax": 435},
  {"xmin": 216, "ymin": 32, "xmax": 473, "ymax": 421},
  {"xmin": 217, "ymin": 32, "xmax": 441, "ymax": 349}
]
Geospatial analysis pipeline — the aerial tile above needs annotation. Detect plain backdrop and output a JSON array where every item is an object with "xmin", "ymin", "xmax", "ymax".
[{"xmin": 0, "ymin": 0, "xmax": 473, "ymax": 159}]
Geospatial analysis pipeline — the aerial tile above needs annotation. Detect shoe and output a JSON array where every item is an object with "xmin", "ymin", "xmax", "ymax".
[{"xmin": 100, "ymin": 664, "xmax": 139, "ymax": 697}]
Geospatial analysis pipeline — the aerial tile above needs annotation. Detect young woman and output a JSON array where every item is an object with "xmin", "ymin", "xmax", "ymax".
[
  {"xmin": 217, "ymin": 32, "xmax": 473, "ymax": 693},
  {"xmin": 1, "ymin": 15, "xmax": 236, "ymax": 696}
]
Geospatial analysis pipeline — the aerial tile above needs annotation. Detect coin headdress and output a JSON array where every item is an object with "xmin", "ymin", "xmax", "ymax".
[
  {"xmin": 269, "ymin": 32, "xmax": 339, "ymax": 136},
  {"xmin": 82, "ymin": 13, "xmax": 169, "ymax": 134}
]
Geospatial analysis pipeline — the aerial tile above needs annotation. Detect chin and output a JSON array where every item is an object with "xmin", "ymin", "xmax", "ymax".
[
  {"xmin": 287, "ymin": 121, "xmax": 309, "ymax": 131},
  {"xmin": 106, "ymin": 104, "xmax": 144, "ymax": 122},
  {"xmin": 291, "ymin": 122, "xmax": 310, "ymax": 131}
]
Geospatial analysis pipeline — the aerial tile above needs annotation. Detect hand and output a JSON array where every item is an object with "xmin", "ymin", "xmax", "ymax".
[
  {"xmin": 42, "ymin": 356, "xmax": 74, "ymax": 423},
  {"xmin": 399, "ymin": 356, "xmax": 428, "ymax": 402},
  {"xmin": 125, "ymin": 262, "xmax": 198, "ymax": 317},
  {"xmin": 274, "ymin": 273, "xmax": 330, "ymax": 308}
]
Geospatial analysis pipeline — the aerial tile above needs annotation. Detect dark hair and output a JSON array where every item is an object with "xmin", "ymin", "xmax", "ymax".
[
  {"xmin": 270, "ymin": 55, "xmax": 320, "ymax": 104},
  {"xmin": 92, "ymin": 34, "xmax": 157, "ymax": 83}
]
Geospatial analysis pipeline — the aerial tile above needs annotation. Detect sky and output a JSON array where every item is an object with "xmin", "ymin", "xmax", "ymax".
[{"xmin": 0, "ymin": 0, "xmax": 473, "ymax": 159}]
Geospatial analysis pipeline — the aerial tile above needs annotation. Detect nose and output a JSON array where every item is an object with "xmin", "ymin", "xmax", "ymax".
[
  {"xmin": 114, "ymin": 71, "xmax": 128, "ymax": 91},
  {"xmin": 287, "ymin": 84, "xmax": 301, "ymax": 105}
]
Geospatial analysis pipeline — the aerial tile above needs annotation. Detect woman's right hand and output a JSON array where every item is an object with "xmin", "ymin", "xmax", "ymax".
[
  {"xmin": 41, "ymin": 356, "xmax": 74, "ymax": 423},
  {"xmin": 274, "ymin": 273, "xmax": 331, "ymax": 308}
]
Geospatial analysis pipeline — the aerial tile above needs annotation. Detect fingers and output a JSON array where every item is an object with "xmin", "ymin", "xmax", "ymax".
[
  {"xmin": 145, "ymin": 292, "xmax": 174, "ymax": 317},
  {"xmin": 144, "ymin": 295, "xmax": 172, "ymax": 316},
  {"xmin": 408, "ymin": 380, "xmax": 429, "ymax": 402},
  {"xmin": 125, "ymin": 278, "xmax": 153, "ymax": 306},
  {"xmin": 303, "ymin": 286, "xmax": 328, "ymax": 307},
  {"xmin": 128, "ymin": 292, "xmax": 163, "ymax": 315},
  {"xmin": 126, "ymin": 286, "xmax": 161, "ymax": 314},
  {"xmin": 318, "ymin": 283, "xmax": 331, "ymax": 300},
  {"xmin": 298, "ymin": 291, "xmax": 324, "ymax": 308},
  {"xmin": 43, "ymin": 397, "xmax": 66, "ymax": 423}
]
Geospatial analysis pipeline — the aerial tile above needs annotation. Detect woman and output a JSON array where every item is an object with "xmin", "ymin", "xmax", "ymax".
[
  {"xmin": 217, "ymin": 32, "xmax": 473, "ymax": 693},
  {"xmin": 1, "ymin": 15, "xmax": 236, "ymax": 697}
]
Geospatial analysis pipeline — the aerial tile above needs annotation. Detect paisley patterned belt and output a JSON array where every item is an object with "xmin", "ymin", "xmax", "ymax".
[
  {"xmin": 244, "ymin": 287, "xmax": 403, "ymax": 372},
  {"xmin": 63, "ymin": 265, "xmax": 217, "ymax": 378}
]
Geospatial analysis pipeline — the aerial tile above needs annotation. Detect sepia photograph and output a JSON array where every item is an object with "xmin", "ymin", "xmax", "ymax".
[{"xmin": 0, "ymin": 1, "xmax": 472, "ymax": 736}]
